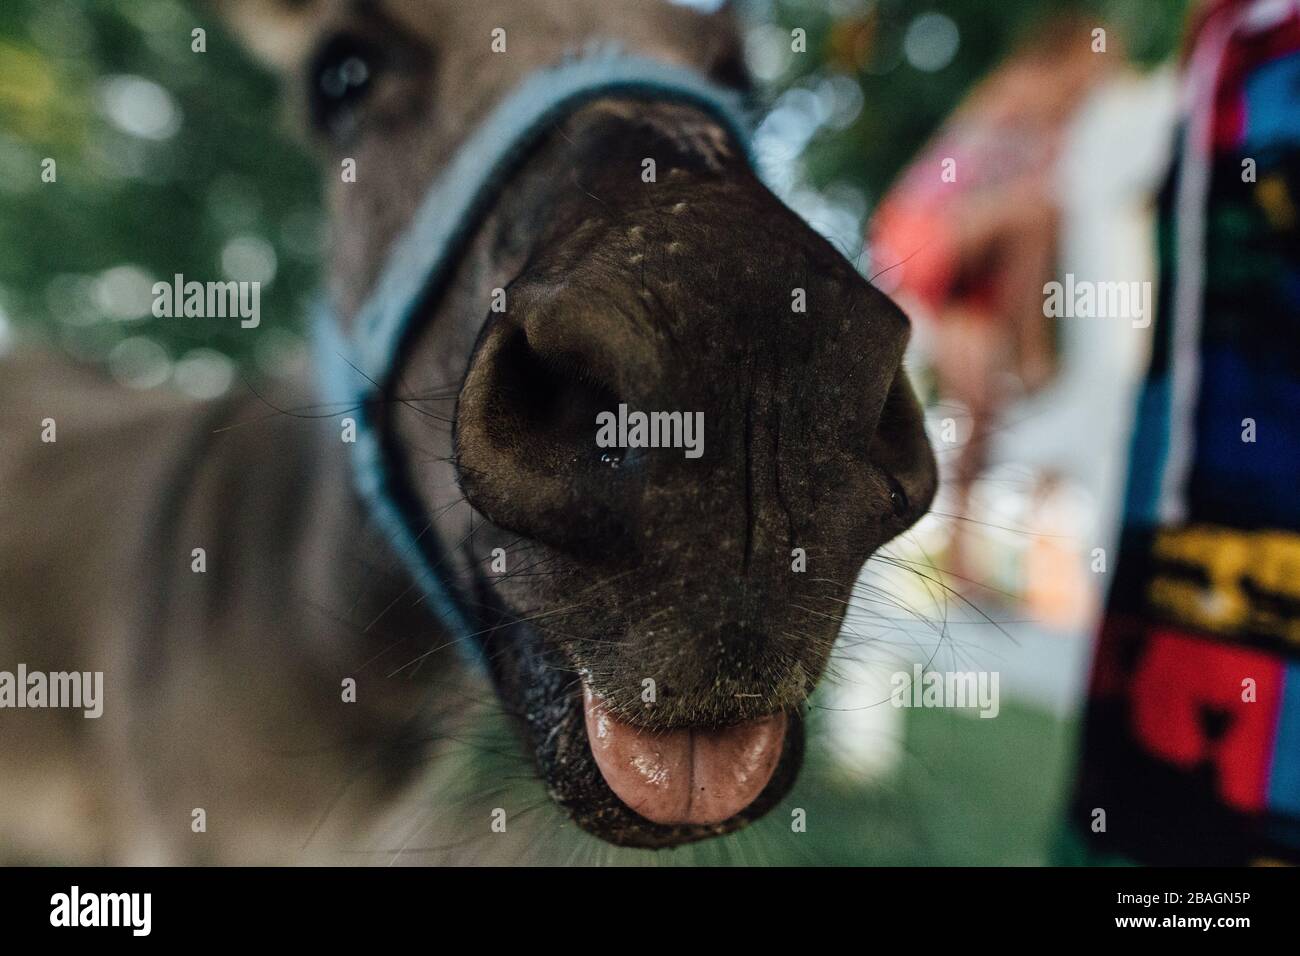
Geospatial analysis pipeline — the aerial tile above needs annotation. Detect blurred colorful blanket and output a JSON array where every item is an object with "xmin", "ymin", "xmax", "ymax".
[{"xmin": 1073, "ymin": 0, "xmax": 1300, "ymax": 865}]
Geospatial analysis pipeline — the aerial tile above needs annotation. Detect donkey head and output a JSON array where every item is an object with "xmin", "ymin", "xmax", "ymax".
[{"xmin": 219, "ymin": 0, "xmax": 936, "ymax": 848}]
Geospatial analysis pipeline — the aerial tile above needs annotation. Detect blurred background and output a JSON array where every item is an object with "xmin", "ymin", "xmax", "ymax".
[{"xmin": 0, "ymin": 0, "xmax": 1193, "ymax": 863}]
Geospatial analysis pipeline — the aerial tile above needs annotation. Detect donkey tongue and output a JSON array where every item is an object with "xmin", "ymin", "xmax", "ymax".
[{"xmin": 582, "ymin": 685, "xmax": 786, "ymax": 826}]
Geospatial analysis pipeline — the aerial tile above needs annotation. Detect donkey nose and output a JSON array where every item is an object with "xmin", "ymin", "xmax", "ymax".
[{"xmin": 454, "ymin": 284, "xmax": 661, "ymax": 557}]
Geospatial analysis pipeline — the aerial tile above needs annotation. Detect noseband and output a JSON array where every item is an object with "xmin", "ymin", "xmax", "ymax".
[{"xmin": 313, "ymin": 51, "xmax": 756, "ymax": 665}]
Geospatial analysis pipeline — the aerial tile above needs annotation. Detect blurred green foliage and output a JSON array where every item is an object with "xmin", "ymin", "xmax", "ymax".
[{"xmin": 0, "ymin": 0, "xmax": 320, "ymax": 373}]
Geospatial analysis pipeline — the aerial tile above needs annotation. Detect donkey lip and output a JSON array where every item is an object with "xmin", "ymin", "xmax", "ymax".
[
  {"xmin": 478, "ymin": 610, "xmax": 805, "ymax": 846},
  {"xmin": 581, "ymin": 684, "xmax": 787, "ymax": 826}
]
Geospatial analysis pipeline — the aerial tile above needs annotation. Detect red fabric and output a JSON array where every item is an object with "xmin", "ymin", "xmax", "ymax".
[{"xmin": 1129, "ymin": 629, "xmax": 1284, "ymax": 813}]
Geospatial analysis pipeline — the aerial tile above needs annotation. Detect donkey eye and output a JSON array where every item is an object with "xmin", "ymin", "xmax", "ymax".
[{"xmin": 309, "ymin": 35, "xmax": 380, "ymax": 138}]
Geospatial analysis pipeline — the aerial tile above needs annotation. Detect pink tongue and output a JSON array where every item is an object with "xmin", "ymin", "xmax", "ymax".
[{"xmin": 583, "ymin": 685, "xmax": 787, "ymax": 826}]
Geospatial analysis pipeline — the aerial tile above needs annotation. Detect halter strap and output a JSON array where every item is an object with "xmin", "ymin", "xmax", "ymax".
[{"xmin": 313, "ymin": 51, "xmax": 756, "ymax": 665}]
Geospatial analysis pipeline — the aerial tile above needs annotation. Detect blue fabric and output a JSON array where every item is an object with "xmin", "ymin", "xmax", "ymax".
[
  {"xmin": 1270, "ymin": 662, "xmax": 1300, "ymax": 821},
  {"xmin": 1191, "ymin": 350, "xmax": 1300, "ymax": 528},
  {"xmin": 1121, "ymin": 376, "xmax": 1173, "ymax": 525},
  {"xmin": 312, "ymin": 52, "xmax": 756, "ymax": 666},
  {"xmin": 1243, "ymin": 52, "xmax": 1300, "ymax": 151}
]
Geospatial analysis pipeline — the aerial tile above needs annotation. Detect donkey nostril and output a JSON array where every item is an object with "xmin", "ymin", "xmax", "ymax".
[
  {"xmin": 456, "ymin": 313, "xmax": 641, "ymax": 556},
  {"xmin": 486, "ymin": 324, "xmax": 622, "ymax": 466}
]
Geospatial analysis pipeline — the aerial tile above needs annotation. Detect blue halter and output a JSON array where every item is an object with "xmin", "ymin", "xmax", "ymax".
[{"xmin": 312, "ymin": 51, "xmax": 756, "ymax": 665}]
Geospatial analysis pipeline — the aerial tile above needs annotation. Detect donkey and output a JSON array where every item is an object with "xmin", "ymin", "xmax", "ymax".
[{"xmin": 0, "ymin": 0, "xmax": 935, "ymax": 862}]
